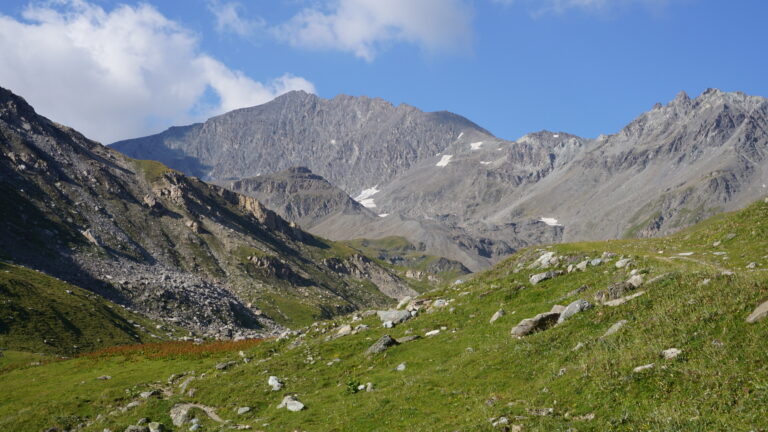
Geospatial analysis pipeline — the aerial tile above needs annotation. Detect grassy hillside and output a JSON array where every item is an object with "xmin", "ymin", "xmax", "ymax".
[
  {"xmin": 344, "ymin": 236, "xmax": 471, "ymax": 288},
  {"xmin": 0, "ymin": 261, "xmax": 182, "ymax": 356},
  {"xmin": 1, "ymin": 199, "xmax": 767, "ymax": 431}
]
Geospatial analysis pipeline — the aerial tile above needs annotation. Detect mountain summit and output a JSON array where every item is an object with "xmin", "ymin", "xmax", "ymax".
[{"xmin": 113, "ymin": 89, "xmax": 768, "ymax": 271}]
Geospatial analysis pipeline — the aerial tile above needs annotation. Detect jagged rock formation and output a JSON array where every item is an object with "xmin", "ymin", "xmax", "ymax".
[
  {"xmin": 0, "ymin": 87, "xmax": 415, "ymax": 336},
  {"xmin": 216, "ymin": 166, "xmax": 376, "ymax": 230},
  {"xmin": 113, "ymin": 89, "xmax": 768, "ymax": 271}
]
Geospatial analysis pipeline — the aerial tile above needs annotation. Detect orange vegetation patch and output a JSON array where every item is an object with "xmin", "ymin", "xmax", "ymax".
[{"xmin": 81, "ymin": 338, "xmax": 265, "ymax": 360}]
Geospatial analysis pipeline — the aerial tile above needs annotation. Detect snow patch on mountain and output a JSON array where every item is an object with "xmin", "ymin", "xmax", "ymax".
[
  {"xmin": 355, "ymin": 186, "xmax": 380, "ymax": 208},
  {"xmin": 539, "ymin": 217, "xmax": 562, "ymax": 226},
  {"xmin": 436, "ymin": 155, "xmax": 453, "ymax": 167},
  {"xmin": 470, "ymin": 141, "xmax": 483, "ymax": 150}
]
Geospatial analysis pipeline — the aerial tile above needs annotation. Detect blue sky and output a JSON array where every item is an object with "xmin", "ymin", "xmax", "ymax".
[{"xmin": 0, "ymin": 0, "xmax": 766, "ymax": 143}]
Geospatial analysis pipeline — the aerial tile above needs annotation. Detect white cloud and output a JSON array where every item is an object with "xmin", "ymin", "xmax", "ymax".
[
  {"xmin": 0, "ymin": 0, "xmax": 314, "ymax": 143},
  {"xmin": 273, "ymin": 0, "xmax": 473, "ymax": 61},
  {"xmin": 207, "ymin": 0, "xmax": 263, "ymax": 37}
]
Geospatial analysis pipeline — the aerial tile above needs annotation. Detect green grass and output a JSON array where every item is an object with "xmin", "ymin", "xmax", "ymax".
[
  {"xmin": 1, "ymin": 199, "xmax": 768, "ymax": 431},
  {"xmin": 0, "ymin": 261, "xmax": 178, "ymax": 356},
  {"xmin": 343, "ymin": 236, "xmax": 468, "ymax": 286},
  {"xmin": 131, "ymin": 159, "xmax": 172, "ymax": 183}
]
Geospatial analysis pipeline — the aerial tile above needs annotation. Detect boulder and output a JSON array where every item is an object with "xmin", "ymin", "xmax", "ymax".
[
  {"xmin": 550, "ymin": 304, "xmax": 566, "ymax": 314},
  {"xmin": 268, "ymin": 376, "xmax": 283, "ymax": 391},
  {"xmin": 746, "ymin": 300, "xmax": 768, "ymax": 323},
  {"xmin": 140, "ymin": 390, "xmax": 160, "ymax": 399},
  {"xmin": 396, "ymin": 362, "xmax": 407, "ymax": 371},
  {"xmin": 425, "ymin": 329, "xmax": 440, "ymax": 337},
  {"xmin": 575, "ymin": 260, "xmax": 588, "ymax": 271},
  {"xmin": 215, "ymin": 361, "xmax": 236, "ymax": 370},
  {"xmin": 147, "ymin": 422, "xmax": 164, "ymax": 432},
  {"xmin": 615, "ymin": 258, "xmax": 632, "ymax": 268},
  {"xmin": 489, "ymin": 309, "xmax": 504, "ymax": 324},
  {"xmin": 511, "ymin": 312, "xmax": 560, "ymax": 337},
  {"xmin": 603, "ymin": 291, "xmax": 645, "ymax": 307},
  {"xmin": 124, "ymin": 427, "xmax": 148, "ymax": 432},
  {"xmin": 529, "ymin": 251, "xmax": 555, "ymax": 269},
  {"xmin": 557, "ymin": 299, "xmax": 593, "ymax": 324},
  {"xmin": 626, "ymin": 274, "xmax": 644, "ymax": 288},
  {"xmin": 395, "ymin": 335, "xmax": 420, "ymax": 344},
  {"xmin": 237, "ymin": 407, "xmax": 251, "ymax": 415},
  {"xmin": 277, "ymin": 395, "xmax": 305, "ymax": 412},
  {"xmin": 376, "ymin": 309, "xmax": 412, "ymax": 325},
  {"xmin": 600, "ymin": 320, "xmax": 628, "ymax": 339},
  {"xmin": 633, "ymin": 363, "xmax": 655, "ymax": 373},
  {"xmin": 590, "ymin": 258, "xmax": 603, "ymax": 266},
  {"xmin": 530, "ymin": 270, "xmax": 561, "ymax": 285},
  {"xmin": 661, "ymin": 348, "xmax": 682, "ymax": 359},
  {"xmin": 335, "ymin": 324, "xmax": 352, "ymax": 337},
  {"xmin": 366, "ymin": 335, "xmax": 399, "ymax": 355}
]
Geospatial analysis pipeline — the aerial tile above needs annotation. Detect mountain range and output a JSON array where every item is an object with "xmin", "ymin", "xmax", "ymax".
[
  {"xmin": 0, "ymin": 87, "xmax": 420, "ymax": 347},
  {"xmin": 114, "ymin": 88, "xmax": 768, "ymax": 271}
]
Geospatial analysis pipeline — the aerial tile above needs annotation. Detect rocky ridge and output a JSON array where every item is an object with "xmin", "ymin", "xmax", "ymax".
[
  {"xmin": 115, "ymin": 89, "xmax": 768, "ymax": 271},
  {"xmin": 0, "ymin": 86, "xmax": 416, "ymax": 338}
]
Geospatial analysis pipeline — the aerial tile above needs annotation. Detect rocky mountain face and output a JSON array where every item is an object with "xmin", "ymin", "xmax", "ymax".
[
  {"xmin": 215, "ymin": 166, "xmax": 377, "ymax": 230},
  {"xmin": 112, "ymin": 91, "xmax": 489, "ymax": 193},
  {"xmin": 113, "ymin": 89, "xmax": 768, "ymax": 272},
  {"xmin": 0, "ymin": 87, "xmax": 417, "ymax": 338}
]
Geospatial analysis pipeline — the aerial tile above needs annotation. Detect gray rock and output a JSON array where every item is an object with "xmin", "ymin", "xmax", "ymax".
[
  {"xmin": 550, "ymin": 304, "xmax": 566, "ymax": 314},
  {"xmin": 747, "ymin": 262, "xmax": 757, "ymax": 269},
  {"xmin": 237, "ymin": 407, "xmax": 251, "ymax": 415},
  {"xmin": 626, "ymin": 274, "xmax": 644, "ymax": 288},
  {"xmin": 395, "ymin": 335, "xmax": 420, "ymax": 344},
  {"xmin": 215, "ymin": 361, "xmax": 236, "ymax": 371},
  {"xmin": 633, "ymin": 363, "xmax": 655, "ymax": 373},
  {"xmin": 431, "ymin": 298, "xmax": 449, "ymax": 308},
  {"xmin": 148, "ymin": 423, "xmax": 164, "ymax": 432},
  {"xmin": 124, "ymin": 427, "xmax": 148, "ymax": 432},
  {"xmin": 511, "ymin": 312, "xmax": 560, "ymax": 337},
  {"xmin": 277, "ymin": 395, "xmax": 305, "ymax": 412},
  {"xmin": 140, "ymin": 390, "xmax": 160, "ymax": 399},
  {"xmin": 366, "ymin": 334, "xmax": 399, "ymax": 355},
  {"xmin": 603, "ymin": 291, "xmax": 646, "ymax": 307},
  {"xmin": 615, "ymin": 258, "xmax": 632, "ymax": 268},
  {"xmin": 268, "ymin": 376, "xmax": 283, "ymax": 391},
  {"xmin": 600, "ymin": 320, "xmax": 628, "ymax": 339},
  {"xmin": 489, "ymin": 309, "xmax": 505, "ymax": 323},
  {"xmin": 335, "ymin": 324, "xmax": 352, "ymax": 337},
  {"xmin": 376, "ymin": 309, "xmax": 412, "ymax": 325},
  {"xmin": 530, "ymin": 270, "xmax": 561, "ymax": 285},
  {"xmin": 590, "ymin": 258, "xmax": 603, "ymax": 267},
  {"xmin": 169, "ymin": 403, "xmax": 224, "ymax": 427},
  {"xmin": 661, "ymin": 348, "xmax": 682, "ymax": 359},
  {"xmin": 395, "ymin": 362, "xmax": 406, "ymax": 371},
  {"xmin": 746, "ymin": 300, "xmax": 768, "ymax": 323},
  {"xmin": 575, "ymin": 260, "xmax": 588, "ymax": 271},
  {"xmin": 557, "ymin": 299, "xmax": 593, "ymax": 324}
]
